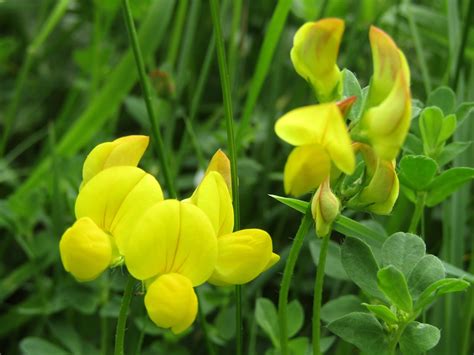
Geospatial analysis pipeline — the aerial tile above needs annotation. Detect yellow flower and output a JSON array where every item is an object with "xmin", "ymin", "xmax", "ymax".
[
  {"xmin": 60, "ymin": 166, "xmax": 163, "ymax": 281},
  {"xmin": 311, "ymin": 178, "xmax": 340, "ymax": 238},
  {"xmin": 123, "ymin": 199, "xmax": 217, "ymax": 333},
  {"xmin": 59, "ymin": 217, "xmax": 113, "ymax": 282},
  {"xmin": 291, "ymin": 18, "xmax": 345, "ymax": 102},
  {"xmin": 357, "ymin": 26, "xmax": 411, "ymax": 160},
  {"xmin": 348, "ymin": 143, "xmax": 399, "ymax": 215},
  {"xmin": 275, "ymin": 103, "xmax": 355, "ymax": 196},
  {"xmin": 82, "ymin": 135, "xmax": 149, "ymax": 186},
  {"xmin": 205, "ymin": 149, "xmax": 232, "ymax": 194},
  {"xmin": 145, "ymin": 273, "xmax": 198, "ymax": 334},
  {"xmin": 188, "ymin": 167, "xmax": 279, "ymax": 286},
  {"xmin": 189, "ymin": 171, "xmax": 234, "ymax": 237}
]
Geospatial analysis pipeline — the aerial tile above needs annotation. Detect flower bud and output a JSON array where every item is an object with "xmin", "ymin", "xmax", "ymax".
[
  {"xmin": 291, "ymin": 18, "xmax": 345, "ymax": 102},
  {"xmin": 145, "ymin": 273, "xmax": 197, "ymax": 334},
  {"xmin": 208, "ymin": 229, "xmax": 279, "ymax": 286},
  {"xmin": 59, "ymin": 217, "xmax": 113, "ymax": 281},
  {"xmin": 82, "ymin": 135, "xmax": 149, "ymax": 186},
  {"xmin": 348, "ymin": 144, "xmax": 399, "ymax": 215},
  {"xmin": 311, "ymin": 179, "xmax": 340, "ymax": 238}
]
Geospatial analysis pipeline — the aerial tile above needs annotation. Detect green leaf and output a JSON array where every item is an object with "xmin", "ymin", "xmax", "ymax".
[
  {"xmin": 437, "ymin": 141, "xmax": 472, "ymax": 166},
  {"xmin": 320, "ymin": 295, "xmax": 365, "ymax": 323},
  {"xmin": 342, "ymin": 69, "xmax": 363, "ymax": 121},
  {"xmin": 255, "ymin": 298, "xmax": 279, "ymax": 346},
  {"xmin": 415, "ymin": 278, "xmax": 470, "ymax": 311},
  {"xmin": 269, "ymin": 194, "xmax": 308, "ymax": 214},
  {"xmin": 327, "ymin": 312, "xmax": 388, "ymax": 355},
  {"xmin": 20, "ymin": 337, "xmax": 69, "ymax": 355},
  {"xmin": 399, "ymin": 322, "xmax": 440, "ymax": 355},
  {"xmin": 403, "ymin": 133, "xmax": 424, "ymax": 155},
  {"xmin": 426, "ymin": 167, "xmax": 474, "ymax": 206},
  {"xmin": 398, "ymin": 155, "xmax": 438, "ymax": 191},
  {"xmin": 438, "ymin": 113, "xmax": 457, "ymax": 142},
  {"xmin": 377, "ymin": 266, "xmax": 413, "ymax": 312},
  {"xmin": 427, "ymin": 86, "xmax": 456, "ymax": 114},
  {"xmin": 456, "ymin": 101, "xmax": 474, "ymax": 122},
  {"xmin": 408, "ymin": 255, "xmax": 446, "ymax": 299},
  {"xmin": 419, "ymin": 106, "xmax": 444, "ymax": 153},
  {"xmin": 287, "ymin": 299, "xmax": 304, "ymax": 338},
  {"xmin": 341, "ymin": 237, "xmax": 385, "ymax": 300},
  {"xmin": 48, "ymin": 320, "xmax": 83, "ymax": 354},
  {"xmin": 215, "ymin": 306, "xmax": 236, "ymax": 340},
  {"xmin": 287, "ymin": 337, "xmax": 309, "ymax": 355},
  {"xmin": 309, "ymin": 239, "xmax": 349, "ymax": 280},
  {"xmin": 381, "ymin": 232, "xmax": 426, "ymax": 277},
  {"xmin": 362, "ymin": 303, "xmax": 398, "ymax": 324}
]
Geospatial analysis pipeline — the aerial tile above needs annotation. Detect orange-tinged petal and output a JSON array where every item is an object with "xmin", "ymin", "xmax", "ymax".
[
  {"xmin": 358, "ymin": 159, "xmax": 399, "ymax": 215},
  {"xmin": 59, "ymin": 217, "xmax": 113, "ymax": 282},
  {"xmin": 189, "ymin": 171, "xmax": 234, "ymax": 236},
  {"xmin": 291, "ymin": 19, "xmax": 345, "ymax": 102},
  {"xmin": 124, "ymin": 200, "xmax": 217, "ymax": 286},
  {"xmin": 82, "ymin": 135, "xmax": 149, "ymax": 186},
  {"xmin": 205, "ymin": 149, "xmax": 232, "ymax": 194},
  {"xmin": 145, "ymin": 273, "xmax": 197, "ymax": 334},
  {"xmin": 363, "ymin": 72, "xmax": 411, "ymax": 160},
  {"xmin": 75, "ymin": 166, "xmax": 163, "ymax": 253},
  {"xmin": 284, "ymin": 145, "xmax": 331, "ymax": 197},
  {"xmin": 208, "ymin": 229, "xmax": 276, "ymax": 286},
  {"xmin": 368, "ymin": 26, "xmax": 403, "ymax": 106}
]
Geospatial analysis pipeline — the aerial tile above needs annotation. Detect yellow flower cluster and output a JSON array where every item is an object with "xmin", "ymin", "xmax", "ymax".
[
  {"xmin": 275, "ymin": 19, "xmax": 411, "ymax": 237},
  {"xmin": 59, "ymin": 137, "xmax": 279, "ymax": 334}
]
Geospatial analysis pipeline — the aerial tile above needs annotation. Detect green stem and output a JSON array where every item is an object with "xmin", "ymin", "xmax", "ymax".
[
  {"xmin": 114, "ymin": 274, "xmax": 136, "ymax": 355},
  {"xmin": 209, "ymin": 1, "xmax": 242, "ymax": 353},
  {"xmin": 452, "ymin": 0, "xmax": 474, "ymax": 88},
  {"xmin": 408, "ymin": 193, "xmax": 426, "ymax": 234},
  {"xmin": 278, "ymin": 208, "xmax": 313, "ymax": 355},
  {"xmin": 0, "ymin": 0, "xmax": 70, "ymax": 156},
  {"xmin": 404, "ymin": 0, "xmax": 432, "ymax": 97},
  {"xmin": 312, "ymin": 233, "xmax": 330, "ymax": 355},
  {"xmin": 121, "ymin": 0, "xmax": 177, "ymax": 198},
  {"xmin": 165, "ymin": 0, "xmax": 189, "ymax": 69}
]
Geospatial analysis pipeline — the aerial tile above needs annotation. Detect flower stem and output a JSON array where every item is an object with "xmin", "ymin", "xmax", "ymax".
[
  {"xmin": 197, "ymin": 290, "xmax": 216, "ymax": 355},
  {"xmin": 312, "ymin": 233, "xmax": 330, "ymax": 355},
  {"xmin": 408, "ymin": 192, "xmax": 426, "ymax": 234},
  {"xmin": 114, "ymin": 274, "xmax": 136, "ymax": 355},
  {"xmin": 278, "ymin": 208, "xmax": 313, "ymax": 354},
  {"xmin": 121, "ymin": 0, "xmax": 177, "ymax": 198},
  {"xmin": 209, "ymin": 0, "xmax": 242, "ymax": 353}
]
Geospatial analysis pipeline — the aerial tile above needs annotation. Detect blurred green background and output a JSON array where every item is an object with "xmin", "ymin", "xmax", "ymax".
[{"xmin": 0, "ymin": 0, "xmax": 472, "ymax": 354}]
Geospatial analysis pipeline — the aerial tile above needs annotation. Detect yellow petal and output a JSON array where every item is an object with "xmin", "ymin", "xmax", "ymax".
[
  {"xmin": 82, "ymin": 135, "xmax": 149, "ymax": 186},
  {"xmin": 75, "ymin": 166, "xmax": 163, "ymax": 253},
  {"xmin": 283, "ymin": 145, "xmax": 331, "ymax": 197},
  {"xmin": 145, "ymin": 273, "xmax": 197, "ymax": 334},
  {"xmin": 363, "ymin": 72, "xmax": 411, "ymax": 160},
  {"xmin": 59, "ymin": 217, "xmax": 113, "ymax": 281},
  {"xmin": 124, "ymin": 200, "xmax": 217, "ymax": 285},
  {"xmin": 368, "ymin": 26, "xmax": 404, "ymax": 106},
  {"xmin": 205, "ymin": 149, "xmax": 232, "ymax": 194},
  {"xmin": 263, "ymin": 253, "xmax": 280, "ymax": 272},
  {"xmin": 311, "ymin": 178, "xmax": 340, "ymax": 238},
  {"xmin": 189, "ymin": 171, "xmax": 234, "ymax": 236},
  {"xmin": 275, "ymin": 103, "xmax": 355, "ymax": 174},
  {"xmin": 291, "ymin": 19, "xmax": 345, "ymax": 102},
  {"xmin": 358, "ymin": 159, "xmax": 399, "ymax": 215},
  {"xmin": 208, "ymin": 229, "xmax": 277, "ymax": 286}
]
